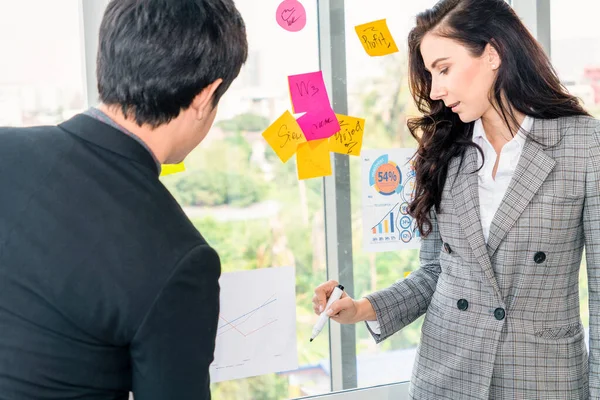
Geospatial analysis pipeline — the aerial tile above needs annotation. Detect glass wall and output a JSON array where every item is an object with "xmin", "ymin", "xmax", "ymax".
[
  {"xmin": 343, "ymin": 0, "xmax": 437, "ymax": 388},
  {"xmin": 0, "ymin": 0, "xmax": 85, "ymax": 126},
  {"xmin": 160, "ymin": 0, "xmax": 448, "ymax": 394},
  {"xmin": 159, "ymin": 1, "xmax": 333, "ymax": 399},
  {"xmin": 551, "ymin": 0, "xmax": 600, "ymax": 118}
]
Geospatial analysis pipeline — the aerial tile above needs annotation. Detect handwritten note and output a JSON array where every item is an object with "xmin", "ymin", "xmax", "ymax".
[
  {"xmin": 160, "ymin": 162, "xmax": 186, "ymax": 176},
  {"xmin": 262, "ymin": 110, "xmax": 306, "ymax": 163},
  {"xmin": 354, "ymin": 19, "xmax": 399, "ymax": 57},
  {"xmin": 297, "ymin": 107, "xmax": 340, "ymax": 141},
  {"xmin": 276, "ymin": 0, "xmax": 306, "ymax": 32},
  {"xmin": 288, "ymin": 71, "xmax": 331, "ymax": 114},
  {"xmin": 329, "ymin": 114, "xmax": 365, "ymax": 156},
  {"xmin": 296, "ymin": 139, "xmax": 332, "ymax": 180}
]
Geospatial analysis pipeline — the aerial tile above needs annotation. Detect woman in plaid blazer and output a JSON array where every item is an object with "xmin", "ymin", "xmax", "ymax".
[{"xmin": 314, "ymin": 0, "xmax": 600, "ymax": 398}]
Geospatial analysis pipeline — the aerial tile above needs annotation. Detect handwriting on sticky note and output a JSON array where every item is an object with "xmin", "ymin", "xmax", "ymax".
[
  {"xmin": 354, "ymin": 19, "xmax": 399, "ymax": 57},
  {"xmin": 160, "ymin": 163, "xmax": 186, "ymax": 177},
  {"xmin": 297, "ymin": 107, "xmax": 340, "ymax": 141},
  {"xmin": 329, "ymin": 114, "xmax": 365, "ymax": 156},
  {"xmin": 296, "ymin": 139, "xmax": 332, "ymax": 180},
  {"xmin": 262, "ymin": 110, "xmax": 306, "ymax": 163},
  {"xmin": 276, "ymin": 0, "xmax": 306, "ymax": 32},
  {"xmin": 288, "ymin": 71, "xmax": 330, "ymax": 114}
]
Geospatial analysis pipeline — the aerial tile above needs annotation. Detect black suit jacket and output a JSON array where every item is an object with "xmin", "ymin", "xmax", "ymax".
[{"xmin": 0, "ymin": 114, "xmax": 220, "ymax": 399}]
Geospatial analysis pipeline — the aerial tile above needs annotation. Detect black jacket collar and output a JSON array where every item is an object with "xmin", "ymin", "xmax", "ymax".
[{"xmin": 59, "ymin": 114, "xmax": 159, "ymax": 176}]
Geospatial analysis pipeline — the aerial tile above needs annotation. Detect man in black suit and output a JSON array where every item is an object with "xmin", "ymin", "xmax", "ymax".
[{"xmin": 0, "ymin": 0, "xmax": 247, "ymax": 399}]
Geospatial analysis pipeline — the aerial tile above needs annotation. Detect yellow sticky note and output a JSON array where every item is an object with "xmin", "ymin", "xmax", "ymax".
[
  {"xmin": 296, "ymin": 139, "xmax": 332, "ymax": 180},
  {"xmin": 354, "ymin": 19, "xmax": 399, "ymax": 57},
  {"xmin": 329, "ymin": 114, "xmax": 365, "ymax": 156},
  {"xmin": 262, "ymin": 110, "xmax": 306, "ymax": 163},
  {"xmin": 404, "ymin": 271, "xmax": 411, "ymax": 278},
  {"xmin": 160, "ymin": 162, "xmax": 186, "ymax": 176}
]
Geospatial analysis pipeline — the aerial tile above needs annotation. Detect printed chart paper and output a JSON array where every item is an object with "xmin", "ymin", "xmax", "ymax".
[{"xmin": 362, "ymin": 149, "xmax": 421, "ymax": 252}]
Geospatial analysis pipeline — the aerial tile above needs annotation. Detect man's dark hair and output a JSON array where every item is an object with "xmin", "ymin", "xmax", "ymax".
[{"xmin": 97, "ymin": 0, "xmax": 248, "ymax": 127}]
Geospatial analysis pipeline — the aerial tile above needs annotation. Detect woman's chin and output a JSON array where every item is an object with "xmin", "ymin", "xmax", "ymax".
[{"xmin": 457, "ymin": 112, "xmax": 479, "ymax": 123}]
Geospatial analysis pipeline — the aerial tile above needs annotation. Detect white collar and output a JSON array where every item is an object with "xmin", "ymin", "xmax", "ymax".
[{"xmin": 472, "ymin": 115, "xmax": 533, "ymax": 143}]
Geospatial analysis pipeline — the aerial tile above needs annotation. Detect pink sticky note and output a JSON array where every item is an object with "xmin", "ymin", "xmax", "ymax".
[
  {"xmin": 297, "ymin": 107, "xmax": 341, "ymax": 141},
  {"xmin": 276, "ymin": 0, "xmax": 307, "ymax": 32},
  {"xmin": 288, "ymin": 71, "xmax": 331, "ymax": 114}
]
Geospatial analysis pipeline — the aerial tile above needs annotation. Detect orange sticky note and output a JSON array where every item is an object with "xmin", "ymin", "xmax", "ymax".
[
  {"xmin": 262, "ymin": 110, "xmax": 306, "ymax": 163},
  {"xmin": 160, "ymin": 162, "xmax": 186, "ymax": 176},
  {"xmin": 354, "ymin": 19, "xmax": 399, "ymax": 57},
  {"xmin": 329, "ymin": 114, "xmax": 365, "ymax": 156},
  {"xmin": 296, "ymin": 139, "xmax": 332, "ymax": 180}
]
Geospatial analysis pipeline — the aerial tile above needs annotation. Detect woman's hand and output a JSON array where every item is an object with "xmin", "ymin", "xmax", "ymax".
[{"xmin": 312, "ymin": 280, "xmax": 376, "ymax": 324}]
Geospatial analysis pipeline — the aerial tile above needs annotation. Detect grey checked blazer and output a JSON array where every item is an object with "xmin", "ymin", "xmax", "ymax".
[{"xmin": 365, "ymin": 116, "xmax": 600, "ymax": 399}]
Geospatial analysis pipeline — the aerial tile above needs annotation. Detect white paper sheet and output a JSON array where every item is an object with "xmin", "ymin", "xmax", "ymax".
[{"xmin": 209, "ymin": 266, "xmax": 298, "ymax": 382}]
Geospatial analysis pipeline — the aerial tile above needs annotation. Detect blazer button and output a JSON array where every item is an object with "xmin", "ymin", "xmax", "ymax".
[
  {"xmin": 494, "ymin": 308, "xmax": 506, "ymax": 321},
  {"xmin": 457, "ymin": 299, "xmax": 469, "ymax": 311},
  {"xmin": 443, "ymin": 243, "xmax": 452, "ymax": 254},
  {"xmin": 534, "ymin": 251, "xmax": 546, "ymax": 264}
]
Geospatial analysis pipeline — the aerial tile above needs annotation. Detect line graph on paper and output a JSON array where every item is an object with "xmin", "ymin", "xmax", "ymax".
[
  {"xmin": 209, "ymin": 267, "xmax": 298, "ymax": 383},
  {"xmin": 216, "ymin": 295, "xmax": 278, "ymax": 338}
]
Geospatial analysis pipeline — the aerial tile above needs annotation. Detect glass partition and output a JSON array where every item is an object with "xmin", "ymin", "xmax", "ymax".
[
  {"xmin": 160, "ymin": 1, "xmax": 334, "ymax": 398},
  {"xmin": 0, "ymin": 0, "xmax": 85, "ymax": 127}
]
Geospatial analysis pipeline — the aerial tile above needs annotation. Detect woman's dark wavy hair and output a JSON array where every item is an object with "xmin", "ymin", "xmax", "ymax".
[{"xmin": 407, "ymin": 0, "xmax": 589, "ymax": 236}]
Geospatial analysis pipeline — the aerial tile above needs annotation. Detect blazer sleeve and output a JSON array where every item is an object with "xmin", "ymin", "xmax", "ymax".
[
  {"xmin": 364, "ymin": 209, "xmax": 442, "ymax": 343},
  {"xmin": 584, "ymin": 122, "xmax": 600, "ymax": 396},
  {"xmin": 130, "ymin": 244, "xmax": 221, "ymax": 400}
]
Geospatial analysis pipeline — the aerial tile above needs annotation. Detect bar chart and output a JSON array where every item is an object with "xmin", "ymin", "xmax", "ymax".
[{"xmin": 371, "ymin": 203, "xmax": 397, "ymax": 235}]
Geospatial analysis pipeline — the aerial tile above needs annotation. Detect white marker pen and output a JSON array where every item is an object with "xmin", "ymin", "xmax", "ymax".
[{"xmin": 310, "ymin": 284, "xmax": 344, "ymax": 342}]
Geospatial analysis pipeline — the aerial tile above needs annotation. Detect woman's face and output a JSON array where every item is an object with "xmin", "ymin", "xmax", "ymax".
[{"xmin": 420, "ymin": 33, "xmax": 499, "ymax": 122}]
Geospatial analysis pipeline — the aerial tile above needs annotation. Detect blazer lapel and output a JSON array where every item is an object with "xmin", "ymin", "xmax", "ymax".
[
  {"xmin": 486, "ymin": 118, "xmax": 559, "ymax": 257},
  {"xmin": 451, "ymin": 146, "xmax": 502, "ymax": 301}
]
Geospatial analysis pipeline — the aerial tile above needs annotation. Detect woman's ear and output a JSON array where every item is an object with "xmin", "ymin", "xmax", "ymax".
[{"xmin": 486, "ymin": 42, "xmax": 501, "ymax": 70}]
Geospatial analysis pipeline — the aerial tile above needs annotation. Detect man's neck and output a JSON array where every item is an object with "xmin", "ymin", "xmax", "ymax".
[{"xmin": 97, "ymin": 104, "xmax": 171, "ymax": 164}]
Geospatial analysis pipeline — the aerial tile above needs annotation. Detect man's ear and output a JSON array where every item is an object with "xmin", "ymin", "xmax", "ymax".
[{"xmin": 191, "ymin": 79, "xmax": 223, "ymax": 120}]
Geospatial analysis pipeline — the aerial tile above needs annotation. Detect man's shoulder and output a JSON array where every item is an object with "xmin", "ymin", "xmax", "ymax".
[
  {"xmin": 116, "ymin": 177, "xmax": 211, "ymax": 265},
  {"xmin": 0, "ymin": 124, "xmax": 63, "ymax": 136},
  {"xmin": 0, "ymin": 124, "xmax": 71, "ymax": 160}
]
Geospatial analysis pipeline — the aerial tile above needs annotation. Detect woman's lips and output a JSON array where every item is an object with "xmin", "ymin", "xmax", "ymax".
[{"xmin": 448, "ymin": 101, "xmax": 460, "ymax": 111}]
